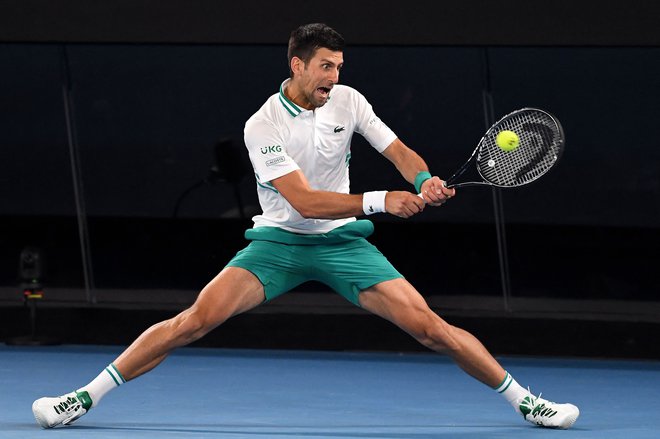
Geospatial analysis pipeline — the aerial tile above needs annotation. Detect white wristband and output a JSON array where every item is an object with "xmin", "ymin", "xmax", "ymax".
[{"xmin": 362, "ymin": 191, "xmax": 387, "ymax": 215}]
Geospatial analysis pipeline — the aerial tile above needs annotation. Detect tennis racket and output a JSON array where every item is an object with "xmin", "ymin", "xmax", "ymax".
[{"xmin": 441, "ymin": 108, "xmax": 565, "ymax": 189}]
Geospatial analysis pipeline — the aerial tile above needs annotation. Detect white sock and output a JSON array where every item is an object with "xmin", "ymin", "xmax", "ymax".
[
  {"xmin": 494, "ymin": 371, "xmax": 529, "ymax": 414},
  {"xmin": 77, "ymin": 363, "xmax": 126, "ymax": 408}
]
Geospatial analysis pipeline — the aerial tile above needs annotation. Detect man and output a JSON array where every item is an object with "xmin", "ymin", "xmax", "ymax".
[{"xmin": 33, "ymin": 23, "xmax": 579, "ymax": 429}]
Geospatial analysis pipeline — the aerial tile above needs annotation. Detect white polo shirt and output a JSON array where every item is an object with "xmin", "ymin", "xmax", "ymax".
[{"xmin": 244, "ymin": 79, "xmax": 397, "ymax": 234}]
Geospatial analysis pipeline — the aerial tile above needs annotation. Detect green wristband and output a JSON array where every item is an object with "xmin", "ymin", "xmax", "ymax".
[{"xmin": 414, "ymin": 171, "xmax": 432, "ymax": 193}]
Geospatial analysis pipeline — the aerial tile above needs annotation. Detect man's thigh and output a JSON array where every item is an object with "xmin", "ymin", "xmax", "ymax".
[{"xmin": 193, "ymin": 266, "xmax": 267, "ymax": 321}]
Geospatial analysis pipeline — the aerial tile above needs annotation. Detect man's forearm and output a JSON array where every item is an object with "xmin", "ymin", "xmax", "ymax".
[{"xmin": 382, "ymin": 138, "xmax": 431, "ymax": 185}]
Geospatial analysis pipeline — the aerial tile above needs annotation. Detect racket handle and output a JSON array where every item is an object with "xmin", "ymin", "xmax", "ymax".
[{"xmin": 442, "ymin": 179, "xmax": 458, "ymax": 189}]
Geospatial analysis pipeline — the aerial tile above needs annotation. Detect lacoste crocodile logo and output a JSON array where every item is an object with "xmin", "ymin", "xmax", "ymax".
[{"xmin": 334, "ymin": 126, "xmax": 345, "ymax": 133}]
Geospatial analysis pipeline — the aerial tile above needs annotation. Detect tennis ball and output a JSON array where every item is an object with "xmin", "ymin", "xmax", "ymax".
[{"xmin": 496, "ymin": 130, "xmax": 519, "ymax": 151}]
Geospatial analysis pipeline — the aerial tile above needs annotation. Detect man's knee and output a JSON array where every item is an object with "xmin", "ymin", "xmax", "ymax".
[
  {"xmin": 169, "ymin": 307, "xmax": 222, "ymax": 344},
  {"xmin": 416, "ymin": 318, "xmax": 463, "ymax": 354}
]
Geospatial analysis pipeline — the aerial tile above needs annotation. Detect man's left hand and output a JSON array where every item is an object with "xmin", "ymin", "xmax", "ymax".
[{"xmin": 420, "ymin": 176, "xmax": 456, "ymax": 206}]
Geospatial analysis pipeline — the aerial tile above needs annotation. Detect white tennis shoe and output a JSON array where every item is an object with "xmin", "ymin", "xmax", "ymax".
[
  {"xmin": 519, "ymin": 393, "xmax": 579, "ymax": 429},
  {"xmin": 32, "ymin": 391, "xmax": 92, "ymax": 428}
]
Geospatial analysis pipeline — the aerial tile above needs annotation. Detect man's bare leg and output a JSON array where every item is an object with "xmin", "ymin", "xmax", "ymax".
[
  {"xmin": 359, "ymin": 277, "xmax": 580, "ymax": 428},
  {"xmin": 32, "ymin": 267, "xmax": 265, "ymax": 428},
  {"xmin": 359, "ymin": 278, "xmax": 505, "ymax": 386},
  {"xmin": 115, "ymin": 267, "xmax": 265, "ymax": 380}
]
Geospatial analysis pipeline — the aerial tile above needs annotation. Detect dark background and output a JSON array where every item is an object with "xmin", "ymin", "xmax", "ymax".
[{"xmin": 1, "ymin": 0, "xmax": 659, "ymax": 358}]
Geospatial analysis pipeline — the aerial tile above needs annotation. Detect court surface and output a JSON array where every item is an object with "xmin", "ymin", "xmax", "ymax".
[{"xmin": 2, "ymin": 344, "xmax": 659, "ymax": 438}]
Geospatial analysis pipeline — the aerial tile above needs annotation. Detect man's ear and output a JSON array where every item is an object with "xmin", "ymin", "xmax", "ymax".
[{"xmin": 290, "ymin": 56, "xmax": 304, "ymax": 76}]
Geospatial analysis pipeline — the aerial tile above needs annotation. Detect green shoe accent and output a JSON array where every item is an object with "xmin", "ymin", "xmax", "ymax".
[
  {"xmin": 75, "ymin": 391, "xmax": 93, "ymax": 411},
  {"xmin": 519, "ymin": 396, "xmax": 533, "ymax": 417},
  {"xmin": 532, "ymin": 403, "xmax": 558, "ymax": 418}
]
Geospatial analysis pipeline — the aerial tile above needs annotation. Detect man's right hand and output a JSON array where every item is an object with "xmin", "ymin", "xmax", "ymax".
[{"xmin": 385, "ymin": 191, "xmax": 426, "ymax": 218}]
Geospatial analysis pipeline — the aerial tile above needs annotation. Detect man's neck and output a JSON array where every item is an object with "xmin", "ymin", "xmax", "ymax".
[{"xmin": 283, "ymin": 79, "xmax": 313, "ymax": 110}]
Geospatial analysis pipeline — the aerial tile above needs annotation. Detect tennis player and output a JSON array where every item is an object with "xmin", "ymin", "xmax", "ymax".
[{"xmin": 33, "ymin": 23, "xmax": 579, "ymax": 429}]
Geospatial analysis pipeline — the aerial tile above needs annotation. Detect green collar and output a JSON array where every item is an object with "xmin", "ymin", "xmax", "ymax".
[{"xmin": 278, "ymin": 80, "xmax": 302, "ymax": 118}]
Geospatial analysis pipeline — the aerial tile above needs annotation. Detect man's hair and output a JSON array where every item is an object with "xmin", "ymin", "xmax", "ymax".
[{"xmin": 287, "ymin": 23, "xmax": 345, "ymax": 76}]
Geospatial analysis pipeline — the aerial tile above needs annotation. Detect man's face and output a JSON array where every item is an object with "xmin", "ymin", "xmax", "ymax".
[{"xmin": 294, "ymin": 47, "xmax": 344, "ymax": 109}]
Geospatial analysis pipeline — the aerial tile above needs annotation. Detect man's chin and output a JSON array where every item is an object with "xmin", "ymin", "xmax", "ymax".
[
  {"xmin": 310, "ymin": 96, "xmax": 329, "ymax": 108},
  {"xmin": 310, "ymin": 89, "xmax": 331, "ymax": 108}
]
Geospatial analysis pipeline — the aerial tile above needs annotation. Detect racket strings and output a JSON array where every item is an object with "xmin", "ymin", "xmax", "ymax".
[{"xmin": 478, "ymin": 110, "xmax": 562, "ymax": 187}]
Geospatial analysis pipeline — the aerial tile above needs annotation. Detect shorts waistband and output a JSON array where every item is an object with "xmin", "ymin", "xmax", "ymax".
[{"xmin": 244, "ymin": 220, "xmax": 374, "ymax": 245}]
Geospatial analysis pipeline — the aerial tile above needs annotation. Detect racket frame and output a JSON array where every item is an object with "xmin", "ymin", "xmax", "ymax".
[{"xmin": 444, "ymin": 107, "xmax": 565, "ymax": 189}]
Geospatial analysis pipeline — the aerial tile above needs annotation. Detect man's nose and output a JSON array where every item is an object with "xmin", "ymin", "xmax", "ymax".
[{"xmin": 329, "ymin": 67, "xmax": 339, "ymax": 83}]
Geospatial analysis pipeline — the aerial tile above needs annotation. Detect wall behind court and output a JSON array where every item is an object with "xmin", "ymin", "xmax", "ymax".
[
  {"xmin": 2, "ymin": 0, "xmax": 660, "ymax": 46},
  {"xmin": 1, "ymin": 1, "xmax": 659, "ymax": 306}
]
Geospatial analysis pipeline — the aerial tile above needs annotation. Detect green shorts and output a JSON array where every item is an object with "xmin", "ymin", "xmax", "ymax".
[{"xmin": 225, "ymin": 220, "xmax": 402, "ymax": 306}]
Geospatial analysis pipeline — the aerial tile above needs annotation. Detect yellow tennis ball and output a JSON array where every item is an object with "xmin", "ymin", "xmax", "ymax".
[{"xmin": 496, "ymin": 130, "xmax": 519, "ymax": 151}]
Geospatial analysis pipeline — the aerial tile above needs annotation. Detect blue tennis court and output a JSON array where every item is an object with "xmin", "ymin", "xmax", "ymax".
[{"xmin": 2, "ymin": 344, "xmax": 659, "ymax": 438}]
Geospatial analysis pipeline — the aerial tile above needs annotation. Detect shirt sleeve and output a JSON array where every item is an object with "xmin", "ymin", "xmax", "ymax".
[
  {"xmin": 244, "ymin": 117, "xmax": 300, "ymax": 183},
  {"xmin": 352, "ymin": 89, "xmax": 397, "ymax": 153}
]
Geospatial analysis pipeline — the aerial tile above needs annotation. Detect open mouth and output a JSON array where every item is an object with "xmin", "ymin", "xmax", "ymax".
[{"xmin": 317, "ymin": 86, "xmax": 332, "ymax": 96}]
